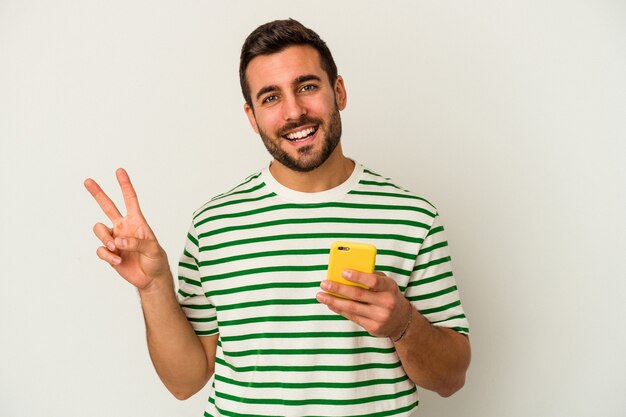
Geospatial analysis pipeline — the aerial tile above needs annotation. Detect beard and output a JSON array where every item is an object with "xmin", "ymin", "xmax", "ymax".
[{"xmin": 257, "ymin": 107, "xmax": 342, "ymax": 173}]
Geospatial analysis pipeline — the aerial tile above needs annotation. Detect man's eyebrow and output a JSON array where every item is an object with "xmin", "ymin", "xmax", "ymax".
[
  {"xmin": 254, "ymin": 74, "xmax": 323, "ymax": 101},
  {"xmin": 256, "ymin": 85, "xmax": 279, "ymax": 101},
  {"xmin": 294, "ymin": 74, "xmax": 322, "ymax": 84}
]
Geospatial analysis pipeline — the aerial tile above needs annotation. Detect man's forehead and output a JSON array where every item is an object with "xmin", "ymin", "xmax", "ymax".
[{"xmin": 246, "ymin": 45, "xmax": 328, "ymax": 90}]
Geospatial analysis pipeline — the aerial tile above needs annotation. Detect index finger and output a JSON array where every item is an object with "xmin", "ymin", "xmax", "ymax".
[
  {"xmin": 84, "ymin": 178, "xmax": 123, "ymax": 222},
  {"xmin": 115, "ymin": 168, "xmax": 142, "ymax": 215}
]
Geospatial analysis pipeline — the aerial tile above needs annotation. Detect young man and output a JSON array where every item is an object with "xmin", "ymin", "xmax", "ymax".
[{"xmin": 85, "ymin": 19, "xmax": 470, "ymax": 416}]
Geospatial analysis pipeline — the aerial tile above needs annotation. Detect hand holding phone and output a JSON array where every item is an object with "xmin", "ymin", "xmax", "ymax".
[{"xmin": 326, "ymin": 241, "xmax": 377, "ymax": 297}]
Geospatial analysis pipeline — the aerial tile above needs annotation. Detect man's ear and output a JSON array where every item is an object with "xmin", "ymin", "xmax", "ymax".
[
  {"xmin": 244, "ymin": 102, "xmax": 259, "ymax": 133},
  {"xmin": 334, "ymin": 76, "xmax": 347, "ymax": 111}
]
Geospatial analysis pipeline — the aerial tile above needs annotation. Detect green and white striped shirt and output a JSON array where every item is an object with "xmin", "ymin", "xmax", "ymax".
[{"xmin": 178, "ymin": 163, "xmax": 469, "ymax": 417}]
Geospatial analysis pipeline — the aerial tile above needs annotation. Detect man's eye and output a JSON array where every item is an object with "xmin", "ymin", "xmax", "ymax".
[
  {"xmin": 263, "ymin": 95, "xmax": 278, "ymax": 104},
  {"xmin": 300, "ymin": 84, "xmax": 316, "ymax": 92}
]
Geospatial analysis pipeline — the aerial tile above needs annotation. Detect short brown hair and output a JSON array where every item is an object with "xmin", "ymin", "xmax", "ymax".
[{"xmin": 239, "ymin": 19, "xmax": 338, "ymax": 108}]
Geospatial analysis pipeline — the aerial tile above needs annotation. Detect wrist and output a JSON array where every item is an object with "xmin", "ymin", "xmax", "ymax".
[
  {"xmin": 390, "ymin": 301, "xmax": 414, "ymax": 343},
  {"xmin": 137, "ymin": 273, "xmax": 175, "ymax": 298}
]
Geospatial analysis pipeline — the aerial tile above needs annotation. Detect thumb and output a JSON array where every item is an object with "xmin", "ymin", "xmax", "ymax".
[{"xmin": 114, "ymin": 236, "xmax": 161, "ymax": 257}]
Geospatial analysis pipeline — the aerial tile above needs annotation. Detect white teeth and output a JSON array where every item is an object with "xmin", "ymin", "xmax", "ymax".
[{"xmin": 286, "ymin": 127, "xmax": 315, "ymax": 140}]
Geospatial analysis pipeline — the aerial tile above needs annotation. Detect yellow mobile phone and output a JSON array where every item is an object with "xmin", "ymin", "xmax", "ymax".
[{"xmin": 326, "ymin": 241, "xmax": 377, "ymax": 296}]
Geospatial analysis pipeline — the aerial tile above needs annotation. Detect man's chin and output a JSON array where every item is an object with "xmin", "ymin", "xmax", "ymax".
[
  {"xmin": 276, "ymin": 157, "xmax": 326, "ymax": 173},
  {"xmin": 262, "ymin": 127, "xmax": 340, "ymax": 173}
]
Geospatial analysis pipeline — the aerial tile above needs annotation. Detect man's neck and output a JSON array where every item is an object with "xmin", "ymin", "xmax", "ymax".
[{"xmin": 269, "ymin": 146, "xmax": 355, "ymax": 193}]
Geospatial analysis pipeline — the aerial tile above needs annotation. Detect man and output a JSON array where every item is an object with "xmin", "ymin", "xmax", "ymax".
[{"xmin": 85, "ymin": 19, "xmax": 470, "ymax": 416}]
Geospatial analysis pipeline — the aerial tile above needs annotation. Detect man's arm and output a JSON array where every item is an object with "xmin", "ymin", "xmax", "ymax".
[
  {"xmin": 390, "ymin": 300, "xmax": 470, "ymax": 397},
  {"xmin": 84, "ymin": 169, "xmax": 217, "ymax": 399},
  {"xmin": 137, "ymin": 270, "xmax": 218, "ymax": 400},
  {"xmin": 316, "ymin": 271, "xmax": 470, "ymax": 397}
]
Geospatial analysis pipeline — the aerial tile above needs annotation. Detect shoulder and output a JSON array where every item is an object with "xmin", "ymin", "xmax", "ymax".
[
  {"xmin": 352, "ymin": 166, "xmax": 439, "ymax": 215},
  {"xmin": 191, "ymin": 170, "xmax": 269, "ymax": 220}
]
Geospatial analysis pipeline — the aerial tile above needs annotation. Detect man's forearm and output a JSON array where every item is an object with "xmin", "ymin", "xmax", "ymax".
[
  {"xmin": 393, "ymin": 305, "xmax": 471, "ymax": 397},
  {"xmin": 139, "ymin": 275, "xmax": 215, "ymax": 400}
]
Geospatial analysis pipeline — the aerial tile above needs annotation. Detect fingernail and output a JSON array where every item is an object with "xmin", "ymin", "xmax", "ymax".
[
  {"xmin": 106, "ymin": 240, "xmax": 115, "ymax": 251},
  {"xmin": 320, "ymin": 280, "xmax": 331, "ymax": 291},
  {"xmin": 111, "ymin": 256, "xmax": 121, "ymax": 265},
  {"xmin": 316, "ymin": 292, "xmax": 328, "ymax": 303},
  {"xmin": 115, "ymin": 238, "xmax": 127, "ymax": 248},
  {"xmin": 342, "ymin": 270, "xmax": 352, "ymax": 279}
]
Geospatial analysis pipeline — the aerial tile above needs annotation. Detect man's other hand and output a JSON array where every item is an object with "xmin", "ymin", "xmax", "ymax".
[{"xmin": 84, "ymin": 168, "xmax": 171, "ymax": 291}]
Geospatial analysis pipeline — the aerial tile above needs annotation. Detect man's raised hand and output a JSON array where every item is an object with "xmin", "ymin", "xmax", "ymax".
[{"xmin": 84, "ymin": 168, "xmax": 171, "ymax": 291}]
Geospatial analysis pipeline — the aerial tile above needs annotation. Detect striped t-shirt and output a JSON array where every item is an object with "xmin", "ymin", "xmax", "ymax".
[{"xmin": 177, "ymin": 163, "xmax": 469, "ymax": 417}]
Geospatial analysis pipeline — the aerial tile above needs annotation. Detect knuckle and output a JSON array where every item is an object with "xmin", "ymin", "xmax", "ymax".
[
  {"xmin": 350, "ymin": 288, "xmax": 365, "ymax": 302},
  {"xmin": 323, "ymin": 298, "xmax": 338, "ymax": 312},
  {"xmin": 370, "ymin": 276, "xmax": 383, "ymax": 290},
  {"xmin": 345, "ymin": 302, "xmax": 359, "ymax": 315},
  {"xmin": 381, "ymin": 297, "xmax": 396, "ymax": 311},
  {"xmin": 93, "ymin": 223, "xmax": 112, "ymax": 240},
  {"xmin": 122, "ymin": 238, "xmax": 135, "ymax": 249},
  {"xmin": 379, "ymin": 309, "xmax": 393, "ymax": 323},
  {"xmin": 370, "ymin": 322, "xmax": 383, "ymax": 335}
]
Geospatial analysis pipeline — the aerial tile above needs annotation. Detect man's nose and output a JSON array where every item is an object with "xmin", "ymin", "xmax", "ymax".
[{"xmin": 283, "ymin": 94, "xmax": 307, "ymax": 120}]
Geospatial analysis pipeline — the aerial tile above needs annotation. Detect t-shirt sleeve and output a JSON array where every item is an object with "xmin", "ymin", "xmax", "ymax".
[
  {"xmin": 177, "ymin": 221, "xmax": 218, "ymax": 336},
  {"xmin": 405, "ymin": 213, "xmax": 469, "ymax": 334}
]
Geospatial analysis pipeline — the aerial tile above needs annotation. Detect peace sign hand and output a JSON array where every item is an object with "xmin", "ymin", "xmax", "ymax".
[{"xmin": 84, "ymin": 168, "xmax": 171, "ymax": 291}]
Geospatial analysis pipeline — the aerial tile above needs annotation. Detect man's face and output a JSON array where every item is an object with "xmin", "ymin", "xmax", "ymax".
[{"xmin": 244, "ymin": 45, "xmax": 347, "ymax": 172}]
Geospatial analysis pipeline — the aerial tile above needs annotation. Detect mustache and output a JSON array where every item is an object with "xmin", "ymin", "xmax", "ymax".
[{"xmin": 277, "ymin": 116, "xmax": 322, "ymax": 137}]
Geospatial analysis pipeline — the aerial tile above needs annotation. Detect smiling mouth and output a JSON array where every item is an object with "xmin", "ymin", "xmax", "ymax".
[{"xmin": 283, "ymin": 126, "xmax": 318, "ymax": 142}]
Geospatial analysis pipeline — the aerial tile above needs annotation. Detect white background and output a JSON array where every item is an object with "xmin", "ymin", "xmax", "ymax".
[{"xmin": 1, "ymin": 1, "xmax": 625, "ymax": 416}]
